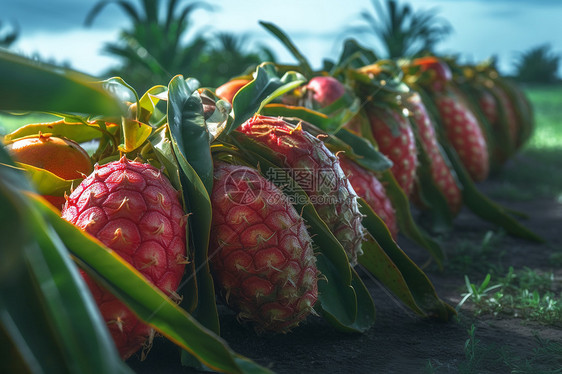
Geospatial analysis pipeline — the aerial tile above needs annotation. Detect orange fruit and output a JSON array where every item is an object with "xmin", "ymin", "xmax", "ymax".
[
  {"xmin": 6, "ymin": 133, "xmax": 93, "ymax": 210},
  {"xmin": 215, "ymin": 78, "xmax": 251, "ymax": 104},
  {"xmin": 6, "ymin": 133, "xmax": 93, "ymax": 180}
]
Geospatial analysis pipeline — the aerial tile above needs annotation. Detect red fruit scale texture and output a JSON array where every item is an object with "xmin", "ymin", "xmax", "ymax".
[
  {"xmin": 61, "ymin": 157, "xmax": 187, "ymax": 359},
  {"xmin": 407, "ymin": 93, "xmax": 462, "ymax": 215},
  {"xmin": 490, "ymin": 85, "xmax": 519, "ymax": 147},
  {"xmin": 338, "ymin": 156, "xmax": 398, "ymax": 238},
  {"xmin": 434, "ymin": 89, "xmax": 490, "ymax": 182},
  {"xmin": 367, "ymin": 106, "xmax": 418, "ymax": 197},
  {"xmin": 209, "ymin": 162, "xmax": 318, "ymax": 332},
  {"xmin": 239, "ymin": 115, "xmax": 365, "ymax": 265},
  {"xmin": 479, "ymin": 89, "xmax": 498, "ymax": 127}
]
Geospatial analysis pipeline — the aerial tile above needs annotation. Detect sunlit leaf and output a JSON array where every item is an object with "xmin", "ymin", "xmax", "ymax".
[
  {"xmin": 4, "ymin": 119, "xmax": 114, "ymax": 143},
  {"xmin": 118, "ymin": 118, "xmax": 152, "ymax": 153},
  {"xmin": 227, "ymin": 63, "xmax": 306, "ymax": 133},
  {"xmin": 15, "ymin": 162, "xmax": 82, "ymax": 196},
  {"xmin": 259, "ymin": 21, "xmax": 313, "ymax": 78},
  {"xmin": 168, "ymin": 75, "xmax": 213, "ymax": 193}
]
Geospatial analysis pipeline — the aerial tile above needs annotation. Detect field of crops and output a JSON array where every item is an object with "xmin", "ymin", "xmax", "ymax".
[{"xmin": 2, "ymin": 48, "xmax": 561, "ymax": 374}]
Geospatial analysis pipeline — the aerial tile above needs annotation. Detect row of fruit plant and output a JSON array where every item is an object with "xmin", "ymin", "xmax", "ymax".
[{"xmin": 0, "ymin": 22, "xmax": 543, "ymax": 374}]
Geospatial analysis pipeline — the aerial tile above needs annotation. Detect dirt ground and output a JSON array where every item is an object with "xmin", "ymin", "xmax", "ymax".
[{"xmin": 130, "ymin": 153, "xmax": 562, "ymax": 374}]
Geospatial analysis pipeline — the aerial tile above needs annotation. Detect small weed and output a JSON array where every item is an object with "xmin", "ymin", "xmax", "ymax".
[
  {"xmin": 457, "ymin": 267, "xmax": 562, "ymax": 325},
  {"xmin": 457, "ymin": 274, "xmax": 502, "ymax": 311}
]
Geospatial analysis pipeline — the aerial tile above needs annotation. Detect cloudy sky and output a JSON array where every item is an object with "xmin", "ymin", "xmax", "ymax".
[{"xmin": 3, "ymin": 0, "xmax": 562, "ymax": 77}]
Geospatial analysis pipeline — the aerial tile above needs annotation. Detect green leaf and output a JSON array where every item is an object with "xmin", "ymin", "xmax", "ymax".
[
  {"xmin": 380, "ymin": 170, "xmax": 446, "ymax": 269},
  {"xmin": 166, "ymin": 76, "xmax": 219, "ymax": 341},
  {"xmin": 34, "ymin": 194, "xmax": 270, "ymax": 374},
  {"xmin": 0, "ymin": 50, "xmax": 123, "ymax": 116},
  {"xmin": 118, "ymin": 118, "xmax": 152, "ymax": 153},
  {"xmin": 349, "ymin": 267, "xmax": 377, "ymax": 330},
  {"xmin": 172, "ymin": 155, "xmax": 219, "ymax": 335},
  {"xmin": 138, "ymin": 85, "xmax": 168, "ymax": 125},
  {"xmin": 198, "ymin": 88, "xmax": 232, "ymax": 141},
  {"xmin": 442, "ymin": 143, "xmax": 545, "ymax": 243},
  {"xmin": 4, "ymin": 119, "xmax": 112, "ymax": 143},
  {"xmin": 100, "ymin": 76, "xmax": 139, "ymax": 106},
  {"xmin": 261, "ymin": 99, "xmax": 359, "ymax": 134},
  {"xmin": 332, "ymin": 38, "xmax": 378, "ymax": 73},
  {"xmin": 148, "ymin": 125, "xmax": 197, "ymax": 314},
  {"xmin": 411, "ymin": 129, "xmax": 454, "ymax": 233},
  {"xmin": 167, "ymin": 75, "xmax": 213, "ymax": 193},
  {"xmin": 0, "ymin": 152, "xmax": 132, "ymax": 374},
  {"xmin": 259, "ymin": 21, "xmax": 313, "ymax": 78},
  {"xmin": 335, "ymin": 128, "xmax": 393, "ymax": 172},
  {"xmin": 15, "ymin": 162, "xmax": 82, "ymax": 196},
  {"xmin": 148, "ymin": 125, "xmax": 182, "ymax": 192},
  {"xmin": 357, "ymin": 198, "xmax": 455, "ymax": 320},
  {"xmin": 228, "ymin": 63, "xmax": 306, "ymax": 133}
]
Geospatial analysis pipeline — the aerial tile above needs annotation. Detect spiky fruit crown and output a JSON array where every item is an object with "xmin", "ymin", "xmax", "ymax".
[
  {"xmin": 407, "ymin": 93, "xmax": 462, "ymax": 215},
  {"xmin": 209, "ymin": 162, "xmax": 318, "ymax": 332},
  {"xmin": 367, "ymin": 107, "xmax": 418, "ymax": 197},
  {"xmin": 61, "ymin": 156, "xmax": 187, "ymax": 359},
  {"xmin": 338, "ymin": 156, "xmax": 398, "ymax": 238},
  {"xmin": 434, "ymin": 88, "xmax": 490, "ymax": 182},
  {"xmin": 238, "ymin": 115, "xmax": 365, "ymax": 265}
]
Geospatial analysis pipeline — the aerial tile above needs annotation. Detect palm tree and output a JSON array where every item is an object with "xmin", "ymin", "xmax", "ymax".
[
  {"xmin": 514, "ymin": 44, "xmax": 560, "ymax": 84},
  {"xmin": 352, "ymin": 0, "xmax": 452, "ymax": 59},
  {"xmin": 198, "ymin": 32, "xmax": 276, "ymax": 87},
  {"xmin": 85, "ymin": 0, "xmax": 213, "ymax": 91}
]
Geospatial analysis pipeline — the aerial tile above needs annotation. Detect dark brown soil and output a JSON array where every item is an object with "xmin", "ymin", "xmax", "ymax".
[{"xmin": 130, "ymin": 154, "xmax": 562, "ymax": 374}]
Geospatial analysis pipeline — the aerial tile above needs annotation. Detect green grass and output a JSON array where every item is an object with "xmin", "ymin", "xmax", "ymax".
[
  {"xmin": 457, "ymin": 267, "xmax": 562, "ymax": 326},
  {"xmin": 524, "ymin": 84, "xmax": 562, "ymax": 150}
]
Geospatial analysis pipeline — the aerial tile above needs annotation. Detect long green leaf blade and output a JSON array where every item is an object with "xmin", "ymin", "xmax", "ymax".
[
  {"xmin": 358, "ymin": 198, "xmax": 455, "ymax": 320},
  {"xmin": 442, "ymin": 143, "xmax": 545, "ymax": 243},
  {"xmin": 35, "ymin": 196, "xmax": 270, "ymax": 374},
  {"xmin": 0, "ymin": 51, "xmax": 122, "ymax": 116},
  {"xmin": 167, "ymin": 75, "xmax": 213, "ymax": 193},
  {"xmin": 0, "ymin": 156, "xmax": 131, "ymax": 374}
]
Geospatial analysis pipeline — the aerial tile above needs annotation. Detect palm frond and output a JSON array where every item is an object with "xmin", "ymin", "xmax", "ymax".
[{"xmin": 84, "ymin": 0, "xmax": 140, "ymax": 27}]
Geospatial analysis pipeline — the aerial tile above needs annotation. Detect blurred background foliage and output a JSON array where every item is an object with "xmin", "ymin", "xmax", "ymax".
[
  {"xmin": 349, "ymin": 0, "xmax": 452, "ymax": 59},
  {"xmin": 1, "ymin": 0, "xmax": 560, "ymax": 92},
  {"xmin": 513, "ymin": 44, "xmax": 560, "ymax": 85}
]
